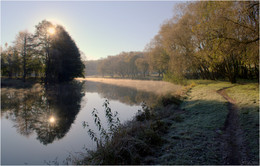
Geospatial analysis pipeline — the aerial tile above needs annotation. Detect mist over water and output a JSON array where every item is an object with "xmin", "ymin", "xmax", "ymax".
[
  {"xmin": 77, "ymin": 78, "xmax": 184, "ymax": 96},
  {"xmin": 1, "ymin": 80, "xmax": 163, "ymax": 164}
]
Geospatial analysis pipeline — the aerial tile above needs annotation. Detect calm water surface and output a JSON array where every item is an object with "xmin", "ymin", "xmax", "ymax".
[{"xmin": 1, "ymin": 80, "xmax": 157, "ymax": 164}]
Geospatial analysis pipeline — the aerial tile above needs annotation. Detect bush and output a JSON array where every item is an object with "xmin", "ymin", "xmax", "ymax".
[
  {"xmin": 151, "ymin": 120, "xmax": 168, "ymax": 133},
  {"xmin": 136, "ymin": 102, "xmax": 152, "ymax": 121},
  {"xmin": 143, "ymin": 129, "xmax": 162, "ymax": 145},
  {"xmin": 163, "ymin": 72, "xmax": 188, "ymax": 85},
  {"xmin": 172, "ymin": 114, "xmax": 184, "ymax": 122},
  {"xmin": 160, "ymin": 95, "xmax": 182, "ymax": 106},
  {"xmin": 80, "ymin": 99, "xmax": 174, "ymax": 165}
]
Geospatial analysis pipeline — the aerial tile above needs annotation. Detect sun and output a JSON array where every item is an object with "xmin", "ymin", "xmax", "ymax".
[
  {"xmin": 49, "ymin": 116, "xmax": 56, "ymax": 123},
  {"xmin": 47, "ymin": 27, "xmax": 56, "ymax": 35}
]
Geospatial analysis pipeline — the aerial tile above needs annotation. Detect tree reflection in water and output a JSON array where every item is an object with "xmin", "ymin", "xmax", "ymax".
[
  {"xmin": 1, "ymin": 81, "xmax": 85, "ymax": 145},
  {"xmin": 1, "ymin": 80, "xmax": 159, "ymax": 146}
]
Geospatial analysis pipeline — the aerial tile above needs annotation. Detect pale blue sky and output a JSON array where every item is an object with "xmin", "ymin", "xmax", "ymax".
[{"xmin": 1, "ymin": 1, "xmax": 179, "ymax": 60}]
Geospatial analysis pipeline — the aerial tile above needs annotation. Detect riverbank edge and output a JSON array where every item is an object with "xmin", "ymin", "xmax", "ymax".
[
  {"xmin": 76, "ymin": 94, "xmax": 184, "ymax": 165},
  {"xmin": 76, "ymin": 79, "xmax": 259, "ymax": 165},
  {"xmin": 1, "ymin": 78, "xmax": 258, "ymax": 164}
]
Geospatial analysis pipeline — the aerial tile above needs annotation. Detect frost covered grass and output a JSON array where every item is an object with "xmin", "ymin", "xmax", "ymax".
[
  {"xmin": 73, "ymin": 79, "xmax": 259, "ymax": 164},
  {"xmin": 226, "ymin": 83, "xmax": 259, "ymax": 163},
  {"xmin": 155, "ymin": 81, "xmax": 231, "ymax": 164},
  {"xmin": 155, "ymin": 80, "xmax": 259, "ymax": 164},
  {"xmin": 75, "ymin": 97, "xmax": 182, "ymax": 165}
]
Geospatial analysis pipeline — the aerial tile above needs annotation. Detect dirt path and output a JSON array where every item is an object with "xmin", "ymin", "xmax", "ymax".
[{"xmin": 217, "ymin": 87, "xmax": 246, "ymax": 165}]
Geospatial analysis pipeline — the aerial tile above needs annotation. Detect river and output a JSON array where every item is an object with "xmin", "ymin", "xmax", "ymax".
[{"xmin": 1, "ymin": 80, "xmax": 159, "ymax": 164}]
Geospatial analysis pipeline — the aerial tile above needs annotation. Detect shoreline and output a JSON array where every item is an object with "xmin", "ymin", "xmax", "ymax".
[
  {"xmin": 1, "ymin": 78, "xmax": 258, "ymax": 164},
  {"xmin": 76, "ymin": 79, "xmax": 259, "ymax": 165}
]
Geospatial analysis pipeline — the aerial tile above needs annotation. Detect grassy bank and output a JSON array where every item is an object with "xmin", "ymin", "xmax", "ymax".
[
  {"xmin": 154, "ymin": 81, "xmax": 230, "ymax": 164},
  {"xmin": 76, "ymin": 79, "xmax": 259, "ymax": 165},
  {"xmin": 155, "ymin": 80, "xmax": 259, "ymax": 164},
  {"xmin": 76, "ymin": 96, "xmax": 183, "ymax": 165},
  {"xmin": 226, "ymin": 83, "xmax": 259, "ymax": 163}
]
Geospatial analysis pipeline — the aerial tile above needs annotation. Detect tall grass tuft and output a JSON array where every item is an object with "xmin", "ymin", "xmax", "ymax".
[{"xmin": 79, "ymin": 96, "xmax": 181, "ymax": 165}]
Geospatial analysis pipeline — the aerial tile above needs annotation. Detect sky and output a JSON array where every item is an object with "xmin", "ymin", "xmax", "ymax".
[{"xmin": 1, "ymin": 1, "xmax": 179, "ymax": 60}]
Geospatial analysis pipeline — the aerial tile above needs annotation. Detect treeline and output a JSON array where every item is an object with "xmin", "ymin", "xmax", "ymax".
[
  {"xmin": 88, "ymin": 1, "xmax": 259, "ymax": 83},
  {"xmin": 86, "ymin": 50, "xmax": 167, "ymax": 79},
  {"xmin": 1, "ymin": 20, "xmax": 84, "ymax": 83},
  {"xmin": 85, "ymin": 51, "xmax": 150, "ymax": 78},
  {"xmin": 98, "ymin": 52, "xmax": 149, "ymax": 78}
]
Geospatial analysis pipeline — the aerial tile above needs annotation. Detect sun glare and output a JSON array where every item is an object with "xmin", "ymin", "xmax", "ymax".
[
  {"xmin": 49, "ymin": 116, "xmax": 56, "ymax": 123},
  {"xmin": 48, "ymin": 27, "xmax": 56, "ymax": 35}
]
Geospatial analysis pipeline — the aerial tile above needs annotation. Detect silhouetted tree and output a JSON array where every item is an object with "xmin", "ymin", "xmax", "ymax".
[
  {"xmin": 49, "ymin": 25, "xmax": 85, "ymax": 82},
  {"xmin": 34, "ymin": 20, "xmax": 54, "ymax": 83},
  {"xmin": 34, "ymin": 20, "xmax": 85, "ymax": 83}
]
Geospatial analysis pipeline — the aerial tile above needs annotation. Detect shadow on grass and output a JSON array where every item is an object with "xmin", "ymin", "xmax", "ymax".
[
  {"xmin": 156, "ymin": 99, "xmax": 229, "ymax": 165},
  {"xmin": 157, "ymin": 99, "xmax": 259, "ymax": 165},
  {"xmin": 238, "ymin": 105, "xmax": 259, "ymax": 164}
]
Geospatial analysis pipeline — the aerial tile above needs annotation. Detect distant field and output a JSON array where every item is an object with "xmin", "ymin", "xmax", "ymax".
[{"xmin": 76, "ymin": 77, "xmax": 184, "ymax": 96}]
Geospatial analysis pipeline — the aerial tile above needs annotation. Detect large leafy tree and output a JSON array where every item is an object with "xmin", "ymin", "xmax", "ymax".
[
  {"xmin": 1, "ymin": 45, "xmax": 21, "ymax": 78},
  {"xmin": 34, "ymin": 20, "xmax": 54, "ymax": 83},
  {"xmin": 145, "ymin": 1, "xmax": 259, "ymax": 83},
  {"xmin": 34, "ymin": 20, "xmax": 85, "ymax": 83},
  {"xmin": 135, "ymin": 57, "xmax": 149, "ymax": 77},
  {"xmin": 14, "ymin": 31, "xmax": 34, "ymax": 81},
  {"xmin": 191, "ymin": 1, "xmax": 259, "ymax": 83},
  {"xmin": 146, "ymin": 34, "xmax": 169, "ymax": 77},
  {"xmin": 49, "ymin": 25, "xmax": 85, "ymax": 82}
]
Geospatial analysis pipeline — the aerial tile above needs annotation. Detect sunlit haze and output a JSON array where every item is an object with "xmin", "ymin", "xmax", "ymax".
[
  {"xmin": 1, "ymin": 1, "xmax": 178, "ymax": 60},
  {"xmin": 47, "ymin": 27, "xmax": 56, "ymax": 35}
]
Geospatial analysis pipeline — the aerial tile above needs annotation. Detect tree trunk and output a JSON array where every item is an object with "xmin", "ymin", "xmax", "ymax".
[
  {"xmin": 22, "ymin": 36, "xmax": 27, "ymax": 82},
  {"xmin": 254, "ymin": 63, "xmax": 259, "ymax": 79}
]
